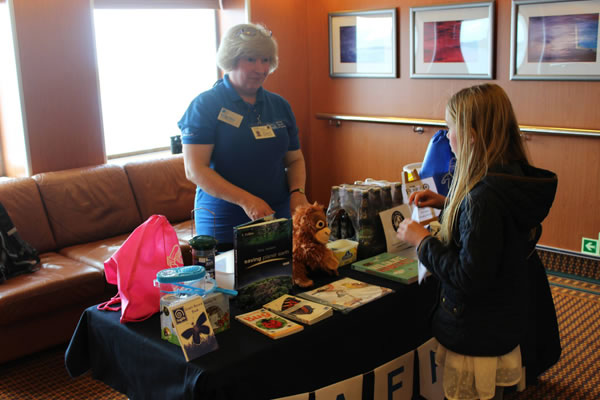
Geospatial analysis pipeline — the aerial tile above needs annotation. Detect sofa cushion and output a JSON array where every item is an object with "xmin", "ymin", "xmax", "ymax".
[
  {"xmin": 0, "ymin": 252, "xmax": 105, "ymax": 324},
  {"xmin": 124, "ymin": 155, "xmax": 196, "ymax": 223},
  {"xmin": 59, "ymin": 233, "xmax": 131, "ymax": 272},
  {"xmin": 173, "ymin": 219, "xmax": 194, "ymax": 265},
  {"xmin": 33, "ymin": 164, "xmax": 142, "ymax": 248},
  {"xmin": 0, "ymin": 177, "xmax": 57, "ymax": 253}
]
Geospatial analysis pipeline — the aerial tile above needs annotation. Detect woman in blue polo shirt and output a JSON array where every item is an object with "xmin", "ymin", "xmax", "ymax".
[{"xmin": 178, "ymin": 23, "xmax": 309, "ymax": 250}]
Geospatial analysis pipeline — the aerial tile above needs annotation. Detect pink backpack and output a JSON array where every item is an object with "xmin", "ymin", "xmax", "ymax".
[{"xmin": 98, "ymin": 215, "xmax": 183, "ymax": 323}]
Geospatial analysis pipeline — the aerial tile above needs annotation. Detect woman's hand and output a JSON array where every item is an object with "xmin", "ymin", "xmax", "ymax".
[
  {"xmin": 241, "ymin": 195, "xmax": 275, "ymax": 221},
  {"xmin": 396, "ymin": 219, "xmax": 430, "ymax": 248},
  {"xmin": 290, "ymin": 191, "xmax": 309, "ymax": 214},
  {"xmin": 409, "ymin": 189, "xmax": 446, "ymax": 210}
]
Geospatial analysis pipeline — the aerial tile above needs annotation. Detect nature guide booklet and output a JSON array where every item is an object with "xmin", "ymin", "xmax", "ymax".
[
  {"xmin": 263, "ymin": 294, "xmax": 333, "ymax": 325},
  {"xmin": 233, "ymin": 215, "xmax": 293, "ymax": 291},
  {"xmin": 235, "ymin": 308, "xmax": 304, "ymax": 339},
  {"xmin": 168, "ymin": 295, "xmax": 219, "ymax": 362},
  {"xmin": 351, "ymin": 252, "xmax": 419, "ymax": 284},
  {"xmin": 378, "ymin": 204, "xmax": 413, "ymax": 253},
  {"xmin": 297, "ymin": 277, "xmax": 394, "ymax": 314}
]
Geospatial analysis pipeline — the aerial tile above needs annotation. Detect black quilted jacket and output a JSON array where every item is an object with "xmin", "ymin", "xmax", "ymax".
[{"xmin": 418, "ymin": 161, "xmax": 557, "ymax": 357}]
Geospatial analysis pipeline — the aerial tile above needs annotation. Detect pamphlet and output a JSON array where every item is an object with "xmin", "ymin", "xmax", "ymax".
[
  {"xmin": 263, "ymin": 294, "xmax": 333, "ymax": 325},
  {"xmin": 402, "ymin": 176, "xmax": 440, "ymax": 224},
  {"xmin": 235, "ymin": 308, "xmax": 304, "ymax": 339},
  {"xmin": 378, "ymin": 205, "xmax": 413, "ymax": 253},
  {"xmin": 168, "ymin": 295, "xmax": 219, "ymax": 362},
  {"xmin": 297, "ymin": 277, "xmax": 393, "ymax": 313}
]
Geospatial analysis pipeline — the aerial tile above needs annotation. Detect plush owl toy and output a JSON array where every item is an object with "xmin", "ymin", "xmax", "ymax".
[{"xmin": 292, "ymin": 202, "xmax": 340, "ymax": 288}]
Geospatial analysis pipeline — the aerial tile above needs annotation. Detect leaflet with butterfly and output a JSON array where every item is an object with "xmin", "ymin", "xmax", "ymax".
[
  {"xmin": 168, "ymin": 295, "xmax": 219, "ymax": 361},
  {"xmin": 263, "ymin": 294, "xmax": 333, "ymax": 325}
]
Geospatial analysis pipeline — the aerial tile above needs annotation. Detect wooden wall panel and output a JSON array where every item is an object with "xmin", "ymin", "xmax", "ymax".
[
  {"xmin": 4, "ymin": 0, "xmax": 597, "ymax": 252},
  {"xmin": 249, "ymin": 0, "xmax": 311, "ymax": 176},
  {"xmin": 253, "ymin": 0, "xmax": 600, "ymax": 253},
  {"xmin": 11, "ymin": 0, "xmax": 105, "ymax": 174},
  {"xmin": 525, "ymin": 134, "xmax": 600, "ymax": 251}
]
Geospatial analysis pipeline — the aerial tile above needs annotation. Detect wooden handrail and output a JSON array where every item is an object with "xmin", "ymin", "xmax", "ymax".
[{"xmin": 316, "ymin": 112, "xmax": 600, "ymax": 138}]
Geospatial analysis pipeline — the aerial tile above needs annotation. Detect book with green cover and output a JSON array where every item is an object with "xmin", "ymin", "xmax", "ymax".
[
  {"xmin": 233, "ymin": 216, "xmax": 292, "ymax": 291},
  {"xmin": 351, "ymin": 252, "xmax": 419, "ymax": 284},
  {"xmin": 263, "ymin": 294, "xmax": 333, "ymax": 325}
]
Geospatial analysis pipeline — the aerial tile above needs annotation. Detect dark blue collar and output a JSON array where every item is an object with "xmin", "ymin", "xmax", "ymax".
[{"xmin": 222, "ymin": 74, "xmax": 265, "ymax": 106}]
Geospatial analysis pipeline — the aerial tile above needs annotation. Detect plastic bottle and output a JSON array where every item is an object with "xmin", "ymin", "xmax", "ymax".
[
  {"xmin": 382, "ymin": 185, "xmax": 393, "ymax": 211},
  {"xmin": 326, "ymin": 186, "xmax": 342, "ymax": 240},
  {"xmin": 392, "ymin": 182, "xmax": 404, "ymax": 207}
]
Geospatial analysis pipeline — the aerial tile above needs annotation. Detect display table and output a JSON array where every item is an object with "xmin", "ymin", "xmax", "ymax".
[{"xmin": 65, "ymin": 267, "xmax": 437, "ymax": 400}]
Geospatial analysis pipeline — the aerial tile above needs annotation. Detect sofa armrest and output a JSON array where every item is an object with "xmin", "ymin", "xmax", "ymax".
[{"xmin": 0, "ymin": 177, "xmax": 57, "ymax": 253}]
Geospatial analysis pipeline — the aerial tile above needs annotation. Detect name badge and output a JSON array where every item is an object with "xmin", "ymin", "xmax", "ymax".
[
  {"xmin": 217, "ymin": 108, "xmax": 243, "ymax": 128},
  {"xmin": 251, "ymin": 125, "xmax": 276, "ymax": 139}
]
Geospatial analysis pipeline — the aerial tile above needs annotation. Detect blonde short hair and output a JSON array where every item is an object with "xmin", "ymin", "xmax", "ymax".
[{"xmin": 216, "ymin": 23, "xmax": 279, "ymax": 73}]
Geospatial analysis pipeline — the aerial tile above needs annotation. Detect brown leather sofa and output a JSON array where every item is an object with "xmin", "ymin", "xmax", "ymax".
[{"xmin": 0, "ymin": 155, "xmax": 196, "ymax": 363}]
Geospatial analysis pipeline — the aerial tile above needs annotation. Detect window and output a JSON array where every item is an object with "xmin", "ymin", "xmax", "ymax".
[
  {"xmin": 93, "ymin": 8, "xmax": 218, "ymax": 158},
  {"xmin": 0, "ymin": 1, "xmax": 27, "ymax": 176}
]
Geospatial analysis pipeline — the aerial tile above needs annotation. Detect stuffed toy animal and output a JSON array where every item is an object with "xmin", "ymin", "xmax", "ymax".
[{"xmin": 292, "ymin": 202, "xmax": 339, "ymax": 288}]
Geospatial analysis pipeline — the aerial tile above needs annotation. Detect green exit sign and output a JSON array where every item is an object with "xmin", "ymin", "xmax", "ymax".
[{"xmin": 581, "ymin": 237, "xmax": 599, "ymax": 256}]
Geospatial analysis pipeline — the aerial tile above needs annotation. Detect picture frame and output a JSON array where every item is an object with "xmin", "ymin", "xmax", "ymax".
[
  {"xmin": 510, "ymin": 0, "xmax": 600, "ymax": 80},
  {"xmin": 410, "ymin": 1, "xmax": 495, "ymax": 79},
  {"xmin": 329, "ymin": 8, "xmax": 397, "ymax": 78}
]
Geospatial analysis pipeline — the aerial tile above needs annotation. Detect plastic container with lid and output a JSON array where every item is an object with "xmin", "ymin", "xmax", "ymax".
[
  {"xmin": 189, "ymin": 235, "xmax": 218, "ymax": 280},
  {"xmin": 154, "ymin": 265, "xmax": 216, "ymax": 298},
  {"xmin": 155, "ymin": 265, "xmax": 216, "ymax": 344}
]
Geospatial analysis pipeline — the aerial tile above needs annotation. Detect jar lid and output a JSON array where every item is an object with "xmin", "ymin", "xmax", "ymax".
[
  {"xmin": 189, "ymin": 235, "xmax": 218, "ymax": 250},
  {"xmin": 156, "ymin": 265, "xmax": 206, "ymax": 283}
]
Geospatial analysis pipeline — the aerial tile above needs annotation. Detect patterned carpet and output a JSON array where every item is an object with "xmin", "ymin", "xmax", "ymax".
[
  {"xmin": 505, "ymin": 272, "xmax": 600, "ymax": 400},
  {"xmin": 0, "ymin": 249, "xmax": 598, "ymax": 400},
  {"xmin": 0, "ymin": 346, "xmax": 126, "ymax": 400}
]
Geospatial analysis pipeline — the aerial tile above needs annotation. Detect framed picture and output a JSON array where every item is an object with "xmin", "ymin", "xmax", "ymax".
[
  {"xmin": 510, "ymin": 0, "xmax": 600, "ymax": 80},
  {"xmin": 410, "ymin": 2, "xmax": 495, "ymax": 79},
  {"xmin": 329, "ymin": 8, "xmax": 397, "ymax": 78}
]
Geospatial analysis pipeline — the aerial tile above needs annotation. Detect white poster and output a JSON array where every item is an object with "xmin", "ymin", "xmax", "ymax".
[
  {"xmin": 417, "ymin": 337, "xmax": 445, "ymax": 400},
  {"xmin": 314, "ymin": 373, "xmax": 363, "ymax": 400},
  {"xmin": 373, "ymin": 350, "xmax": 415, "ymax": 400}
]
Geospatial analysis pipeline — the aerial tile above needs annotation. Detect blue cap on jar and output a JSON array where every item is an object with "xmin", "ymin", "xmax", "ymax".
[{"xmin": 156, "ymin": 265, "xmax": 206, "ymax": 283}]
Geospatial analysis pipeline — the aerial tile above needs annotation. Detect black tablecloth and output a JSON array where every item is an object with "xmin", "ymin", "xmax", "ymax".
[{"xmin": 65, "ymin": 268, "xmax": 437, "ymax": 400}]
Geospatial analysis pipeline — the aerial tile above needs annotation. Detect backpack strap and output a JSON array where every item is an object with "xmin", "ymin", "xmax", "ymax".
[{"xmin": 97, "ymin": 293, "xmax": 122, "ymax": 312}]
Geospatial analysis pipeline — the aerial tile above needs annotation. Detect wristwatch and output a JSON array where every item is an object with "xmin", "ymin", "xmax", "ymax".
[{"xmin": 290, "ymin": 188, "xmax": 305, "ymax": 195}]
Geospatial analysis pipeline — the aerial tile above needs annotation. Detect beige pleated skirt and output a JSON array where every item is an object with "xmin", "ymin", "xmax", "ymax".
[{"xmin": 435, "ymin": 340, "xmax": 524, "ymax": 400}]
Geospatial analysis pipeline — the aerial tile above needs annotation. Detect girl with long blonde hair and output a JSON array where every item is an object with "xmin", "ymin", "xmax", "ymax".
[{"xmin": 397, "ymin": 83, "xmax": 558, "ymax": 400}]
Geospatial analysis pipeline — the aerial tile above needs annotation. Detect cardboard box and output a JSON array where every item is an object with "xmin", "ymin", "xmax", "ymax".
[
  {"xmin": 326, "ymin": 239, "xmax": 358, "ymax": 267},
  {"xmin": 203, "ymin": 291, "xmax": 230, "ymax": 334}
]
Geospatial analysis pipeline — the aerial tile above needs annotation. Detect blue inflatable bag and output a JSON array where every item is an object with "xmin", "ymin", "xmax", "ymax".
[{"xmin": 420, "ymin": 129, "xmax": 455, "ymax": 197}]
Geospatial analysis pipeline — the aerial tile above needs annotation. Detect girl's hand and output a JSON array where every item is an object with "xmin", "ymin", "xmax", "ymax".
[
  {"xmin": 409, "ymin": 189, "xmax": 446, "ymax": 210},
  {"xmin": 396, "ymin": 218, "xmax": 430, "ymax": 248}
]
